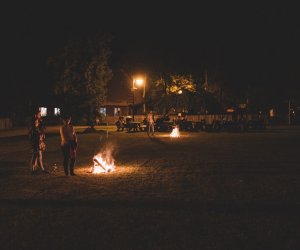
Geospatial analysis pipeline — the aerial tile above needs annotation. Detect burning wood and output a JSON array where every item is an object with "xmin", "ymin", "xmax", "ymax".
[
  {"xmin": 91, "ymin": 152, "xmax": 115, "ymax": 173},
  {"xmin": 170, "ymin": 126, "xmax": 180, "ymax": 138},
  {"xmin": 93, "ymin": 158, "xmax": 109, "ymax": 171}
]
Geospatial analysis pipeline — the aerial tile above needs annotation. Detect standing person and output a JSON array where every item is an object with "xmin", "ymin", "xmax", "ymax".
[
  {"xmin": 29, "ymin": 118, "xmax": 48, "ymax": 174},
  {"xmin": 36, "ymin": 110, "xmax": 46, "ymax": 133},
  {"xmin": 147, "ymin": 110, "xmax": 155, "ymax": 137},
  {"xmin": 60, "ymin": 115, "xmax": 78, "ymax": 176},
  {"xmin": 31, "ymin": 110, "xmax": 45, "ymax": 132}
]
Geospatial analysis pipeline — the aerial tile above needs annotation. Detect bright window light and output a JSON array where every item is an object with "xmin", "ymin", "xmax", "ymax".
[
  {"xmin": 114, "ymin": 107, "xmax": 121, "ymax": 116},
  {"xmin": 54, "ymin": 108, "xmax": 60, "ymax": 116},
  {"xmin": 39, "ymin": 107, "xmax": 47, "ymax": 117},
  {"xmin": 100, "ymin": 107, "xmax": 106, "ymax": 116}
]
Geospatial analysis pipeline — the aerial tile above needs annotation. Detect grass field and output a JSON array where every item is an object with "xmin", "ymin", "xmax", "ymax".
[{"xmin": 0, "ymin": 126, "xmax": 299, "ymax": 249}]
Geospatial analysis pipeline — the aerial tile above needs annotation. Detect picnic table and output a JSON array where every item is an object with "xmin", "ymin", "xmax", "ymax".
[{"xmin": 127, "ymin": 122, "xmax": 147, "ymax": 132}]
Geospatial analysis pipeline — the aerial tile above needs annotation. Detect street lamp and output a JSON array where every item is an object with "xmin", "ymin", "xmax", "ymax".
[
  {"xmin": 176, "ymin": 89, "xmax": 183, "ymax": 113},
  {"xmin": 135, "ymin": 78, "xmax": 146, "ymax": 113},
  {"xmin": 132, "ymin": 77, "xmax": 144, "ymax": 121}
]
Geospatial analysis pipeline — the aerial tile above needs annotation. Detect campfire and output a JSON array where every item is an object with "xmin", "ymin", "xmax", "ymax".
[
  {"xmin": 91, "ymin": 152, "xmax": 115, "ymax": 173},
  {"xmin": 170, "ymin": 126, "xmax": 180, "ymax": 138}
]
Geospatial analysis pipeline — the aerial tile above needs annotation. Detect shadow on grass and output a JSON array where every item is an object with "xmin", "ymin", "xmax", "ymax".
[
  {"xmin": 0, "ymin": 160, "xmax": 28, "ymax": 177},
  {"xmin": 203, "ymin": 168, "xmax": 300, "ymax": 175},
  {"xmin": 78, "ymin": 128, "xmax": 112, "ymax": 135},
  {"xmin": 0, "ymin": 198, "xmax": 299, "ymax": 214},
  {"xmin": 148, "ymin": 136, "xmax": 168, "ymax": 145}
]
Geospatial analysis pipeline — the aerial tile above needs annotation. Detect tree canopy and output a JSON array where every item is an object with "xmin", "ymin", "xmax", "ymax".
[
  {"xmin": 47, "ymin": 33, "xmax": 113, "ymax": 125},
  {"xmin": 146, "ymin": 73, "xmax": 197, "ymax": 114}
]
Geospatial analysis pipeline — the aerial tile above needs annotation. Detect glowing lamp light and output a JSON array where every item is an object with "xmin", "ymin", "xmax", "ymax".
[
  {"xmin": 135, "ymin": 78, "xmax": 144, "ymax": 86},
  {"xmin": 226, "ymin": 108, "xmax": 235, "ymax": 113}
]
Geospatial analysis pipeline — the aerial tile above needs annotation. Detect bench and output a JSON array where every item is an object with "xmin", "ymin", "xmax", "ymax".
[
  {"xmin": 139, "ymin": 124, "xmax": 147, "ymax": 132},
  {"xmin": 127, "ymin": 122, "xmax": 143, "ymax": 132}
]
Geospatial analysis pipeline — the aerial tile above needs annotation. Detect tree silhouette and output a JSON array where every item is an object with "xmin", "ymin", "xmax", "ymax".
[
  {"xmin": 47, "ymin": 33, "xmax": 112, "ymax": 127},
  {"xmin": 147, "ymin": 73, "xmax": 196, "ymax": 114}
]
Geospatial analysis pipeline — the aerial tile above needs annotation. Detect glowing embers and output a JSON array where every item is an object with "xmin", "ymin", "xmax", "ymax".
[
  {"xmin": 170, "ymin": 126, "xmax": 180, "ymax": 138},
  {"xmin": 92, "ymin": 152, "xmax": 115, "ymax": 173}
]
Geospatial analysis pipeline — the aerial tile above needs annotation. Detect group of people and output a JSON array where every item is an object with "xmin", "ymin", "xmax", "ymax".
[
  {"xmin": 28, "ymin": 109, "xmax": 156, "ymax": 176},
  {"xmin": 28, "ymin": 111, "xmax": 78, "ymax": 176},
  {"xmin": 115, "ymin": 110, "xmax": 155, "ymax": 136}
]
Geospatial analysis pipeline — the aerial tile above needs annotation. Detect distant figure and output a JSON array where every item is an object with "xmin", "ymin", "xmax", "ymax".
[
  {"xmin": 163, "ymin": 114, "xmax": 170, "ymax": 121},
  {"xmin": 147, "ymin": 110, "xmax": 155, "ymax": 137},
  {"xmin": 60, "ymin": 115, "xmax": 78, "ymax": 176},
  {"xmin": 29, "ymin": 118, "xmax": 48, "ymax": 174},
  {"xmin": 115, "ymin": 116, "xmax": 125, "ymax": 131}
]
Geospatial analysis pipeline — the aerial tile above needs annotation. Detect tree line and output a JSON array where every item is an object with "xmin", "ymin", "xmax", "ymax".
[{"xmin": 44, "ymin": 32, "xmax": 297, "ymax": 126}]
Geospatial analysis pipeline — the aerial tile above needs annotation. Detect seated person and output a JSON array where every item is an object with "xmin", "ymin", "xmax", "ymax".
[
  {"xmin": 115, "ymin": 116, "xmax": 125, "ymax": 131},
  {"xmin": 142, "ymin": 117, "xmax": 148, "ymax": 125},
  {"xmin": 163, "ymin": 114, "xmax": 170, "ymax": 121}
]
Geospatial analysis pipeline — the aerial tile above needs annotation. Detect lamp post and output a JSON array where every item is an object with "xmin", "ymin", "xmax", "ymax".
[
  {"xmin": 176, "ymin": 89, "xmax": 183, "ymax": 113},
  {"xmin": 132, "ymin": 77, "xmax": 144, "ymax": 121}
]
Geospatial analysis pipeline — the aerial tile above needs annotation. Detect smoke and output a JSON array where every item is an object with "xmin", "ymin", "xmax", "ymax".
[{"xmin": 96, "ymin": 137, "xmax": 119, "ymax": 164}]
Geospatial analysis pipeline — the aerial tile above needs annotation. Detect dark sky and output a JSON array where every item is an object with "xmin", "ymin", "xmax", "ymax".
[{"xmin": 1, "ymin": 2, "xmax": 300, "ymax": 109}]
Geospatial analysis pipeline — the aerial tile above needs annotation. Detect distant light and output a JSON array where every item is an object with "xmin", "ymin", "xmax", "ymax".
[
  {"xmin": 54, "ymin": 108, "xmax": 60, "ymax": 116},
  {"xmin": 99, "ymin": 107, "xmax": 106, "ymax": 116},
  {"xmin": 135, "ymin": 79, "xmax": 144, "ymax": 86},
  {"xmin": 39, "ymin": 107, "xmax": 47, "ymax": 117},
  {"xmin": 178, "ymin": 90, "xmax": 183, "ymax": 94},
  {"xmin": 114, "ymin": 107, "xmax": 121, "ymax": 116}
]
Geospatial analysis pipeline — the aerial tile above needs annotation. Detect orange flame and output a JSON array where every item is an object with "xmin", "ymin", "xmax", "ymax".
[
  {"xmin": 92, "ymin": 152, "xmax": 115, "ymax": 173},
  {"xmin": 170, "ymin": 126, "xmax": 180, "ymax": 138}
]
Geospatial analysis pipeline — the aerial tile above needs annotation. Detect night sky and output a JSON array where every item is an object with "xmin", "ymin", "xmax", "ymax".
[{"xmin": 2, "ymin": 2, "xmax": 300, "ymax": 112}]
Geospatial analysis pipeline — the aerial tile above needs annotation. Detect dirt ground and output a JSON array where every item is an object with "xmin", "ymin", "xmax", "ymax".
[{"xmin": 0, "ymin": 126, "xmax": 299, "ymax": 249}]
